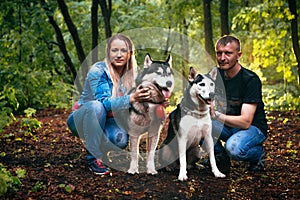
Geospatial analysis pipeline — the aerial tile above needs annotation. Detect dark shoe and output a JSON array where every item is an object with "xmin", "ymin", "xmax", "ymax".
[
  {"xmin": 248, "ymin": 152, "xmax": 265, "ymax": 172},
  {"xmin": 87, "ymin": 159, "xmax": 110, "ymax": 175},
  {"xmin": 200, "ymin": 151, "xmax": 231, "ymax": 169}
]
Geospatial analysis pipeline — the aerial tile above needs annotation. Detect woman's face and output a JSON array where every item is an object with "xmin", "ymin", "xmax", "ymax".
[{"xmin": 109, "ymin": 38, "xmax": 130, "ymax": 69}]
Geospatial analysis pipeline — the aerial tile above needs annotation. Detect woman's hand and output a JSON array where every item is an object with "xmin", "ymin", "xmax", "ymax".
[
  {"xmin": 130, "ymin": 86, "xmax": 151, "ymax": 103},
  {"xmin": 162, "ymin": 98, "xmax": 170, "ymax": 107}
]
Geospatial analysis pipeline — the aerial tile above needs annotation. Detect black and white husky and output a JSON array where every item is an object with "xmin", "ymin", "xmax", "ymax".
[
  {"xmin": 160, "ymin": 67, "xmax": 226, "ymax": 181},
  {"xmin": 127, "ymin": 53, "xmax": 174, "ymax": 175}
]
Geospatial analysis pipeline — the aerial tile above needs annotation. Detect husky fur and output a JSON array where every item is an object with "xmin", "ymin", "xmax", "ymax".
[
  {"xmin": 161, "ymin": 67, "xmax": 226, "ymax": 181},
  {"xmin": 127, "ymin": 53, "xmax": 174, "ymax": 175}
]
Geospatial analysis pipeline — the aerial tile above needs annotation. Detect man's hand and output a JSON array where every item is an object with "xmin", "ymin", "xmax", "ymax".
[{"xmin": 209, "ymin": 101, "xmax": 217, "ymax": 119}]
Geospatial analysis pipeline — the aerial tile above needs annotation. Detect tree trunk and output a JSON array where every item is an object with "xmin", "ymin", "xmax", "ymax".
[
  {"xmin": 181, "ymin": 19, "xmax": 189, "ymax": 90},
  {"xmin": 288, "ymin": 0, "xmax": 300, "ymax": 86},
  {"xmin": 220, "ymin": 0, "xmax": 229, "ymax": 36},
  {"xmin": 203, "ymin": 0, "xmax": 215, "ymax": 60},
  {"xmin": 57, "ymin": 0, "xmax": 88, "ymax": 86},
  {"xmin": 91, "ymin": 0, "xmax": 99, "ymax": 64},
  {"xmin": 98, "ymin": 0, "xmax": 112, "ymax": 39},
  {"xmin": 40, "ymin": 0, "xmax": 83, "ymax": 93},
  {"xmin": 18, "ymin": 1, "xmax": 22, "ymax": 63}
]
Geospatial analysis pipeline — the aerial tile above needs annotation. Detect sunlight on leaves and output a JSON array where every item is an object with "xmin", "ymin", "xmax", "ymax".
[
  {"xmin": 16, "ymin": 168, "xmax": 26, "ymax": 179},
  {"xmin": 44, "ymin": 163, "xmax": 51, "ymax": 168},
  {"xmin": 282, "ymin": 118, "xmax": 289, "ymax": 124}
]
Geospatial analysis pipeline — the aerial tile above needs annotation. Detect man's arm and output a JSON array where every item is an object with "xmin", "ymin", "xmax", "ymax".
[{"xmin": 212, "ymin": 103, "xmax": 257, "ymax": 129}]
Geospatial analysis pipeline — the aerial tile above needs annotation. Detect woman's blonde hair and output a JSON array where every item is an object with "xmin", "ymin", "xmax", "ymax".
[{"xmin": 105, "ymin": 34, "xmax": 137, "ymax": 97}]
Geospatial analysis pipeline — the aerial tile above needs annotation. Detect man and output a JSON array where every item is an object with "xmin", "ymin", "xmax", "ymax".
[
  {"xmin": 160, "ymin": 35, "xmax": 267, "ymax": 172},
  {"xmin": 210, "ymin": 35, "xmax": 268, "ymax": 172}
]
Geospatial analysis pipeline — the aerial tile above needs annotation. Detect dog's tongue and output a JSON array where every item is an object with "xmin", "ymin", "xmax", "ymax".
[{"xmin": 162, "ymin": 90, "xmax": 171, "ymax": 98}]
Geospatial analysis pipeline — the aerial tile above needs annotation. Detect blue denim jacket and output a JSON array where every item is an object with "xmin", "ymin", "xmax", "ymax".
[{"xmin": 78, "ymin": 61, "xmax": 131, "ymax": 112}]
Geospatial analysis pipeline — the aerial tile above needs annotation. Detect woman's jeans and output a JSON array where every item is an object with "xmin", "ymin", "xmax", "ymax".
[
  {"xmin": 67, "ymin": 100, "xmax": 128, "ymax": 161},
  {"xmin": 212, "ymin": 119, "xmax": 266, "ymax": 163}
]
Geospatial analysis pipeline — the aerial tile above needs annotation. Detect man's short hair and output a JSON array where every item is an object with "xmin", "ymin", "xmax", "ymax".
[{"xmin": 216, "ymin": 35, "xmax": 241, "ymax": 51}]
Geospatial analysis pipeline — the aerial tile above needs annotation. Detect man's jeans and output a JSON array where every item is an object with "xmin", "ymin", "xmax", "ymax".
[
  {"xmin": 212, "ymin": 119, "xmax": 267, "ymax": 163},
  {"xmin": 67, "ymin": 100, "xmax": 128, "ymax": 161}
]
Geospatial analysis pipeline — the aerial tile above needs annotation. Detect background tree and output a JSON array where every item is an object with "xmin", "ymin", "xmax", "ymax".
[
  {"xmin": 40, "ymin": 0, "xmax": 82, "ymax": 92},
  {"xmin": 57, "ymin": 0, "xmax": 88, "ymax": 90},
  {"xmin": 203, "ymin": 0, "xmax": 215, "ymax": 59},
  {"xmin": 288, "ymin": 0, "xmax": 300, "ymax": 86},
  {"xmin": 91, "ymin": 0, "xmax": 99, "ymax": 64},
  {"xmin": 98, "ymin": 0, "xmax": 112, "ymax": 39},
  {"xmin": 220, "ymin": 0, "xmax": 230, "ymax": 35}
]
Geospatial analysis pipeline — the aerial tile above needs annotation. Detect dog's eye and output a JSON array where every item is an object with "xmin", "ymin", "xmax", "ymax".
[
  {"xmin": 199, "ymin": 83, "xmax": 205, "ymax": 86},
  {"xmin": 210, "ymin": 83, "xmax": 214, "ymax": 86}
]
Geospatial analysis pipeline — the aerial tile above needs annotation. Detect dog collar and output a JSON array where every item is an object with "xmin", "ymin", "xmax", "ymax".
[{"xmin": 180, "ymin": 104, "xmax": 209, "ymax": 118}]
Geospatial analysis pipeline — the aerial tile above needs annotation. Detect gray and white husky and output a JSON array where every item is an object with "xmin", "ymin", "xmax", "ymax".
[
  {"xmin": 127, "ymin": 53, "xmax": 174, "ymax": 175},
  {"xmin": 160, "ymin": 67, "xmax": 226, "ymax": 181}
]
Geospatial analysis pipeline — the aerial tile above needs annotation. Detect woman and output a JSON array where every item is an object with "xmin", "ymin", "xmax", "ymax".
[{"xmin": 67, "ymin": 34, "xmax": 151, "ymax": 175}]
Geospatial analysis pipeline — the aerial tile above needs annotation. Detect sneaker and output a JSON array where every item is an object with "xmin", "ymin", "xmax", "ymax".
[
  {"xmin": 87, "ymin": 159, "xmax": 110, "ymax": 175},
  {"xmin": 248, "ymin": 152, "xmax": 265, "ymax": 172}
]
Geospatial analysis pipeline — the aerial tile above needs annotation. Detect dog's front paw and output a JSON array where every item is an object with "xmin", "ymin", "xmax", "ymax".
[
  {"xmin": 127, "ymin": 167, "xmax": 139, "ymax": 175},
  {"xmin": 178, "ymin": 173, "xmax": 188, "ymax": 181},
  {"xmin": 212, "ymin": 169, "xmax": 226, "ymax": 178},
  {"xmin": 147, "ymin": 168, "xmax": 158, "ymax": 175}
]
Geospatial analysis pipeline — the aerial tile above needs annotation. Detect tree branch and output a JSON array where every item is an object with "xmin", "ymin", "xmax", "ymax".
[{"xmin": 40, "ymin": 0, "xmax": 83, "ymax": 92}]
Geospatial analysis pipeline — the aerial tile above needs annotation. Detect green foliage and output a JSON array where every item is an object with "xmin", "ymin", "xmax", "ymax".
[
  {"xmin": 59, "ymin": 183, "xmax": 75, "ymax": 193},
  {"xmin": 31, "ymin": 181, "xmax": 46, "ymax": 192},
  {"xmin": 24, "ymin": 108, "xmax": 37, "ymax": 118},
  {"xmin": 20, "ymin": 108, "xmax": 42, "ymax": 134},
  {"xmin": 263, "ymin": 84, "xmax": 300, "ymax": 111},
  {"xmin": 0, "ymin": 1, "xmax": 73, "ymax": 115},
  {"xmin": 0, "ymin": 106, "xmax": 15, "ymax": 133},
  {"xmin": 0, "ymin": 163, "xmax": 25, "ymax": 196}
]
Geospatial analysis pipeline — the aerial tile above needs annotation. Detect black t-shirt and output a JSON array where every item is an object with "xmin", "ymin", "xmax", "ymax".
[{"xmin": 215, "ymin": 67, "xmax": 268, "ymax": 136}]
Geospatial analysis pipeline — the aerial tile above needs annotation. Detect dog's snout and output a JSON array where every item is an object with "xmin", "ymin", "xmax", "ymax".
[
  {"xmin": 209, "ymin": 92, "xmax": 215, "ymax": 99},
  {"xmin": 166, "ymin": 81, "xmax": 173, "ymax": 88}
]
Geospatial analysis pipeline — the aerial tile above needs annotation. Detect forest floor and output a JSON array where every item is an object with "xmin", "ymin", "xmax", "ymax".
[{"xmin": 0, "ymin": 108, "xmax": 299, "ymax": 199}]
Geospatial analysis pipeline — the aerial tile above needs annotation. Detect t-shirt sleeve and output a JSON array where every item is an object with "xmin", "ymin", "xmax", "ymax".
[{"xmin": 243, "ymin": 76, "xmax": 262, "ymax": 103}]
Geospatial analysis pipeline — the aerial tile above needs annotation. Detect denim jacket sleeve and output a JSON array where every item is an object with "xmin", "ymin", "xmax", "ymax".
[
  {"xmin": 77, "ymin": 62, "xmax": 106, "ymax": 105},
  {"xmin": 95, "ymin": 65, "xmax": 131, "ymax": 112}
]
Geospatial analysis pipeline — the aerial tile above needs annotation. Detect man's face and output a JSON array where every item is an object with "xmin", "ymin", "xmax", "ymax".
[{"xmin": 216, "ymin": 42, "xmax": 242, "ymax": 71}]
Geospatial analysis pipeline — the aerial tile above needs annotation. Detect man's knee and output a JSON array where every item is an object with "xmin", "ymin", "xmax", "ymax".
[{"xmin": 225, "ymin": 141, "xmax": 247, "ymax": 161}]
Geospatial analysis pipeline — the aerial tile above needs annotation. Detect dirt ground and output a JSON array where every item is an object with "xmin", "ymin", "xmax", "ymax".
[{"xmin": 0, "ymin": 108, "xmax": 299, "ymax": 199}]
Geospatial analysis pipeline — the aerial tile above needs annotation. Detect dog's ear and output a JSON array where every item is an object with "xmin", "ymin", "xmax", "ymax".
[
  {"xmin": 208, "ymin": 67, "xmax": 218, "ymax": 81},
  {"xmin": 166, "ymin": 54, "xmax": 172, "ymax": 68},
  {"xmin": 144, "ymin": 53, "xmax": 152, "ymax": 68},
  {"xmin": 188, "ymin": 67, "xmax": 197, "ymax": 82}
]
